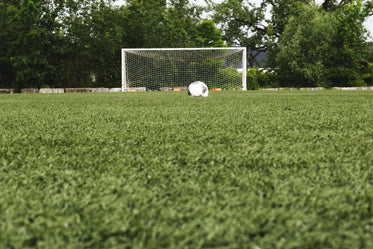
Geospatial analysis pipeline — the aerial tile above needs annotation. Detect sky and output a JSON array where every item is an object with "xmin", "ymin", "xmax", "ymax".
[{"xmin": 115, "ymin": 0, "xmax": 373, "ymax": 41}]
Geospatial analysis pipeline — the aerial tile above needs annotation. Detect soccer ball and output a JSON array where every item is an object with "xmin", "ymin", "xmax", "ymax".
[{"xmin": 188, "ymin": 81, "xmax": 208, "ymax": 97}]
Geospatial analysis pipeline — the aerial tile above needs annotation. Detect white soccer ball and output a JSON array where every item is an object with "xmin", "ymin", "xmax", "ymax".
[{"xmin": 188, "ymin": 81, "xmax": 208, "ymax": 97}]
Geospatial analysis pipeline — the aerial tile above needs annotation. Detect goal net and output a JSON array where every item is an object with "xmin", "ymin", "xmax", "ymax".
[{"xmin": 121, "ymin": 47, "xmax": 247, "ymax": 92}]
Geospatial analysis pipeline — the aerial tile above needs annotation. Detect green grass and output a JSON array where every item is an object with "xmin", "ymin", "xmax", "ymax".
[{"xmin": 0, "ymin": 91, "xmax": 372, "ymax": 249}]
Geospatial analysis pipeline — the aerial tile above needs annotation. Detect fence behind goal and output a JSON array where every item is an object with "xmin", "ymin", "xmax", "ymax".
[{"xmin": 121, "ymin": 48, "xmax": 247, "ymax": 92}]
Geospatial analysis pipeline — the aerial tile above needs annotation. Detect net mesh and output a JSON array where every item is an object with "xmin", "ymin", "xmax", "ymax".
[{"xmin": 122, "ymin": 48, "xmax": 245, "ymax": 91}]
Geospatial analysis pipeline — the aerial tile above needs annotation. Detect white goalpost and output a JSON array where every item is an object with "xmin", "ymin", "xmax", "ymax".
[{"xmin": 121, "ymin": 47, "xmax": 247, "ymax": 92}]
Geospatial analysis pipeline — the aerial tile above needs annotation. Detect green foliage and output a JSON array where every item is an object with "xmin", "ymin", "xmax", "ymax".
[
  {"xmin": 276, "ymin": 4, "xmax": 337, "ymax": 87},
  {"xmin": 123, "ymin": 0, "xmax": 207, "ymax": 48},
  {"xmin": 0, "ymin": 0, "xmax": 222, "ymax": 89},
  {"xmin": 1, "ymin": 0, "xmax": 371, "ymax": 89},
  {"xmin": 211, "ymin": 0, "xmax": 267, "ymax": 65},
  {"xmin": 2, "ymin": 0, "xmax": 65, "ymax": 90},
  {"xmin": 246, "ymin": 68, "xmax": 277, "ymax": 90},
  {"xmin": 362, "ymin": 63, "xmax": 373, "ymax": 85},
  {"xmin": 274, "ymin": 1, "xmax": 370, "ymax": 87},
  {"xmin": 211, "ymin": 0, "xmax": 313, "ymax": 66},
  {"xmin": 211, "ymin": 0, "xmax": 372, "ymax": 87},
  {"xmin": 246, "ymin": 68, "xmax": 259, "ymax": 90},
  {"xmin": 161, "ymin": 0, "xmax": 204, "ymax": 47},
  {"xmin": 327, "ymin": 66, "xmax": 367, "ymax": 87},
  {"xmin": 326, "ymin": 0, "xmax": 368, "ymax": 86},
  {"xmin": 124, "ymin": 0, "xmax": 167, "ymax": 47},
  {"xmin": 84, "ymin": 3, "xmax": 126, "ymax": 87},
  {"xmin": 216, "ymin": 66, "xmax": 242, "ymax": 89},
  {"xmin": 364, "ymin": 42, "xmax": 373, "ymax": 62},
  {"xmin": 262, "ymin": 0, "xmax": 313, "ymax": 41},
  {"xmin": 258, "ymin": 70, "xmax": 278, "ymax": 88},
  {"xmin": 60, "ymin": 0, "xmax": 128, "ymax": 88},
  {"xmin": 1, "ymin": 91, "xmax": 373, "ymax": 248},
  {"xmin": 194, "ymin": 20, "xmax": 225, "ymax": 47},
  {"xmin": 0, "ymin": 2, "xmax": 15, "ymax": 87}
]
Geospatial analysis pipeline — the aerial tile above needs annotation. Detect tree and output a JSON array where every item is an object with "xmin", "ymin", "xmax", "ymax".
[
  {"xmin": 160, "ymin": 0, "xmax": 204, "ymax": 47},
  {"xmin": 211, "ymin": 0, "xmax": 266, "ymax": 65},
  {"xmin": 0, "ymin": 1, "xmax": 15, "ymax": 87},
  {"xmin": 326, "ymin": 0, "xmax": 368, "ymax": 86},
  {"xmin": 211, "ymin": 0, "xmax": 312, "ymax": 66},
  {"xmin": 123, "ymin": 0, "xmax": 167, "ymax": 48},
  {"xmin": 0, "ymin": 0, "xmax": 219, "ymax": 89},
  {"xmin": 276, "ymin": 4, "xmax": 337, "ymax": 87},
  {"xmin": 57, "ymin": 0, "xmax": 93, "ymax": 87},
  {"xmin": 211, "ymin": 0, "xmax": 373, "ymax": 87},
  {"xmin": 84, "ymin": 2, "xmax": 127, "ymax": 87},
  {"xmin": 194, "ymin": 19, "xmax": 225, "ymax": 47},
  {"xmin": 364, "ymin": 42, "xmax": 373, "ymax": 62},
  {"xmin": 2, "ymin": 0, "xmax": 65, "ymax": 90},
  {"xmin": 59, "ymin": 0, "xmax": 127, "ymax": 87},
  {"xmin": 0, "ymin": 0, "xmax": 76, "ymax": 90},
  {"xmin": 123, "ymin": 0, "xmax": 219, "ymax": 48},
  {"xmin": 277, "ymin": 0, "xmax": 369, "ymax": 87}
]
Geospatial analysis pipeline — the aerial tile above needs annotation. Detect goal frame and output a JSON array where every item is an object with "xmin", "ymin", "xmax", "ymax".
[{"xmin": 121, "ymin": 47, "xmax": 247, "ymax": 92}]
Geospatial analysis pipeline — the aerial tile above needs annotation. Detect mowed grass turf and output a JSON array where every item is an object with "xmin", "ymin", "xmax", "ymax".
[{"xmin": 0, "ymin": 91, "xmax": 372, "ymax": 249}]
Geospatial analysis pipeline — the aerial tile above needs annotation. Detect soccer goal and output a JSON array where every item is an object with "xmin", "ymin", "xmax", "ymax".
[{"xmin": 121, "ymin": 47, "xmax": 247, "ymax": 92}]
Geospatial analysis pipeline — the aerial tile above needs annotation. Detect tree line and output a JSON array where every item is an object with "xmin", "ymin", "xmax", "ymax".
[
  {"xmin": 0, "ymin": 0, "xmax": 224, "ymax": 91},
  {"xmin": 0, "ymin": 0, "xmax": 372, "ymax": 91},
  {"xmin": 212, "ymin": 0, "xmax": 373, "ymax": 88}
]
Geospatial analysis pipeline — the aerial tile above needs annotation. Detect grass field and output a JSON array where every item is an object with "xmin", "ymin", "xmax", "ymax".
[{"xmin": 1, "ymin": 91, "xmax": 372, "ymax": 249}]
